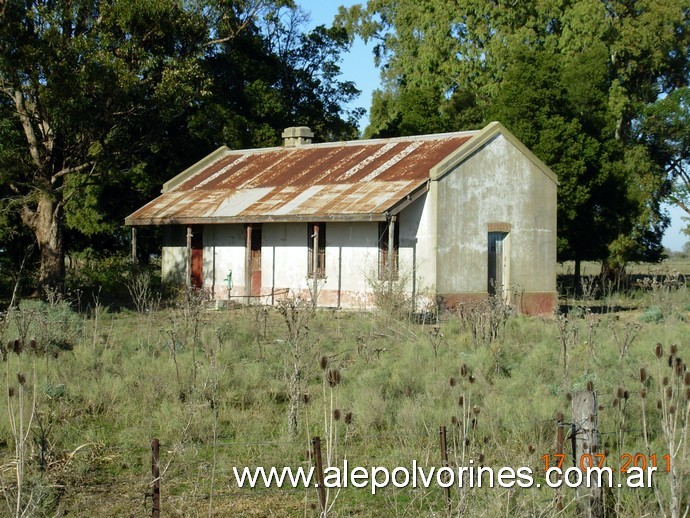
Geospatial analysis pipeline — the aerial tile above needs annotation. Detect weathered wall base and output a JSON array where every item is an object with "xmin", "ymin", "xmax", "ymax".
[
  {"xmin": 439, "ymin": 291, "xmax": 557, "ymax": 316},
  {"xmin": 206, "ymin": 286, "xmax": 376, "ymax": 310},
  {"xmin": 202, "ymin": 285, "xmax": 555, "ymax": 316}
]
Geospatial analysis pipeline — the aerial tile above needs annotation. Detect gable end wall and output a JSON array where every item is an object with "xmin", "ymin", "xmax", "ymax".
[{"xmin": 435, "ymin": 134, "xmax": 557, "ymax": 314}]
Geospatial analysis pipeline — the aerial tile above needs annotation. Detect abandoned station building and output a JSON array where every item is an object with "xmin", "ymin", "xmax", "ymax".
[{"xmin": 125, "ymin": 122, "xmax": 558, "ymax": 314}]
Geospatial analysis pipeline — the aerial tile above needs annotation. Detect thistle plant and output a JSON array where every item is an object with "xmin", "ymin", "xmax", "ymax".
[
  {"xmin": 611, "ymin": 385, "xmax": 630, "ymax": 513},
  {"xmin": 639, "ymin": 343, "xmax": 690, "ymax": 518},
  {"xmin": 316, "ymin": 354, "xmax": 351, "ymax": 516},
  {"xmin": 277, "ymin": 295, "xmax": 314, "ymax": 439},
  {"xmin": 448, "ymin": 363, "xmax": 481, "ymax": 513},
  {"xmin": 2, "ymin": 339, "xmax": 37, "ymax": 518}
]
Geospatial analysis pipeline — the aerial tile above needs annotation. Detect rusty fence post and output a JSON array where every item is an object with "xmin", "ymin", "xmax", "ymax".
[
  {"xmin": 312, "ymin": 436, "xmax": 326, "ymax": 515},
  {"xmin": 439, "ymin": 425, "xmax": 451, "ymax": 513},
  {"xmin": 151, "ymin": 438, "xmax": 160, "ymax": 518}
]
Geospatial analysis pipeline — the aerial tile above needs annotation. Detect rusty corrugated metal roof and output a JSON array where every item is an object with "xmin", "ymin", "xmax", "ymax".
[{"xmin": 126, "ymin": 132, "xmax": 476, "ymax": 225}]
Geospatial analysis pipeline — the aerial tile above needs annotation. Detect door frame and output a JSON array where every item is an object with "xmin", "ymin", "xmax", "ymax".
[
  {"xmin": 245, "ymin": 224, "xmax": 262, "ymax": 299},
  {"xmin": 488, "ymin": 231, "xmax": 509, "ymax": 297}
]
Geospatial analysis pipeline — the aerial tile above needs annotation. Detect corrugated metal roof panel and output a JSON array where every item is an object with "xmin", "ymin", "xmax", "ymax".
[
  {"xmin": 126, "ymin": 132, "xmax": 476, "ymax": 225},
  {"xmin": 207, "ymin": 188, "xmax": 273, "ymax": 218}
]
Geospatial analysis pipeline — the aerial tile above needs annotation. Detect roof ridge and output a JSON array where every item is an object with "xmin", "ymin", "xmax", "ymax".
[{"xmin": 219, "ymin": 129, "xmax": 481, "ymax": 155}]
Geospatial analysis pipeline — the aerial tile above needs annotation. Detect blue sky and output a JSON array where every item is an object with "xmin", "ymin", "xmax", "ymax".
[
  {"xmin": 297, "ymin": 0, "xmax": 688, "ymax": 251},
  {"xmin": 297, "ymin": 0, "xmax": 377, "ymax": 130}
]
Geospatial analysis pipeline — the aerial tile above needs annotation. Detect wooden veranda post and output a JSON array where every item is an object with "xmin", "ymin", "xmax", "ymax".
[
  {"xmin": 245, "ymin": 224, "xmax": 252, "ymax": 300},
  {"xmin": 312, "ymin": 223, "xmax": 319, "ymax": 304},
  {"xmin": 186, "ymin": 226, "xmax": 192, "ymax": 288},
  {"xmin": 387, "ymin": 215, "xmax": 396, "ymax": 294},
  {"xmin": 131, "ymin": 227, "xmax": 138, "ymax": 265}
]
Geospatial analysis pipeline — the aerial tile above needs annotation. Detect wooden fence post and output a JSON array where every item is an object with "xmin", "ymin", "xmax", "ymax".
[
  {"xmin": 439, "ymin": 425, "xmax": 451, "ymax": 513},
  {"xmin": 572, "ymin": 390, "xmax": 603, "ymax": 518},
  {"xmin": 151, "ymin": 438, "xmax": 160, "ymax": 518},
  {"xmin": 556, "ymin": 413, "xmax": 564, "ymax": 513},
  {"xmin": 312, "ymin": 436, "xmax": 326, "ymax": 516}
]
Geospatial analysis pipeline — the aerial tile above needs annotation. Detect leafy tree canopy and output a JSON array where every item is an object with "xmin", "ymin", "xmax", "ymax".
[
  {"xmin": 339, "ymin": 0, "xmax": 690, "ymax": 270},
  {"xmin": 0, "ymin": 0, "xmax": 361, "ymax": 288}
]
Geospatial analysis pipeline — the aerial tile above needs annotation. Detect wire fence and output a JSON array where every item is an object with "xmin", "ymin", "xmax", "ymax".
[{"xmin": 2, "ymin": 409, "xmax": 669, "ymax": 516}]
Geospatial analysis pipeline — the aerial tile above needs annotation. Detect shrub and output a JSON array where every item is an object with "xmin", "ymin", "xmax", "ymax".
[
  {"xmin": 639, "ymin": 305, "xmax": 664, "ymax": 323},
  {"xmin": 65, "ymin": 251, "xmax": 162, "ymax": 308},
  {"xmin": 9, "ymin": 299, "xmax": 82, "ymax": 355}
]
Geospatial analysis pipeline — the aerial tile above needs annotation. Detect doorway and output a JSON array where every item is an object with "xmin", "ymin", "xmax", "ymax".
[{"xmin": 488, "ymin": 232, "xmax": 508, "ymax": 296}]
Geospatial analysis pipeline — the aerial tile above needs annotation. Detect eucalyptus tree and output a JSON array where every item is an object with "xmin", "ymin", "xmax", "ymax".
[{"xmin": 339, "ymin": 0, "xmax": 690, "ymax": 274}]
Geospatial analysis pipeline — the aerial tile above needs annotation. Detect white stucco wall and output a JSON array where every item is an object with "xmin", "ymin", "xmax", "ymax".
[
  {"xmin": 257, "ymin": 221, "xmax": 387, "ymax": 307},
  {"xmin": 435, "ymin": 133, "xmax": 557, "ymax": 298},
  {"xmin": 202, "ymin": 225, "xmax": 246, "ymax": 298},
  {"xmin": 160, "ymin": 194, "xmax": 436, "ymax": 308},
  {"xmin": 398, "ymin": 192, "xmax": 436, "ymax": 295},
  {"xmin": 161, "ymin": 226, "xmax": 187, "ymax": 284}
]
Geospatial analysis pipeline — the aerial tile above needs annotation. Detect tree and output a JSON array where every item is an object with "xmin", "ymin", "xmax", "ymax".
[
  {"xmin": 195, "ymin": 6, "xmax": 362, "ymax": 150},
  {"xmin": 0, "ymin": 0, "xmax": 211, "ymax": 288},
  {"xmin": 640, "ymin": 87, "xmax": 690, "ymax": 234},
  {"xmin": 339, "ymin": 0, "xmax": 689, "ymax": 271},
  {"xmin": 0, "ymin": 0, "xmax": 362, "ymax": 290}
]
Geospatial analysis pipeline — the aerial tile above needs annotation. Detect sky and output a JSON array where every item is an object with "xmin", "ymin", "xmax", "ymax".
[
  {"xmin": 297, "ymin": 0, "xmax": 377, "ymax": 131},
  {"xmin": 297, "ymin": 0, "xmax": 688, "ymax": 252}
]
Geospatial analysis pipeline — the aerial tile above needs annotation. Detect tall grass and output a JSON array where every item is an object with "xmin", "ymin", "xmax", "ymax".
[{"xmin": 0, "ymin": 275, "xmax": 688, "ymax": 516}]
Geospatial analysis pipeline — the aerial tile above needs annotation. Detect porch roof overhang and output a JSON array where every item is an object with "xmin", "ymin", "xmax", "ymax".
[{"xmin": 125, "ymin": 180, "xmax": 430, "ymax": 226}]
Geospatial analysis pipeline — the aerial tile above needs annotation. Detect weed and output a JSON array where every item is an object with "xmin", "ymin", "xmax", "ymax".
[
  {"xmin": 366, "ymin": 265, "xmax": 419, "ymax": 321},
  {"xmin": 2, "ymin": 339, "xmax": 38, "ymax": 517},
  {"xmin": 126, "ymin": 268, "xmax": 161, "ymax": 314},
  {"xmin": 640, "ymin": 305, "xmax": 664, "ymax": 323},
  {"xmin": 639, "ymin": 343, "xmax": 690, "ymax": 518},
  {"xmin": 609, "ymin": 320, "xmax": 640, "ymax": 360},
  {"xmin": 276, "ymin": 295, "xmax": 315, "ymax": 439},
  {"xmin": 636, "ymin": 269, "xmax": 687, "ymax": 323},
  {"xmin": 555, "ymin": 312, "xmax": 578, "ymax": 384},
  {"xmin": 8, "ymin": 300, "xmax": 82, "ymax": 356},
  {"xmin": 454, "ymin": 294, "xmax": 513, "ymax": 349}
]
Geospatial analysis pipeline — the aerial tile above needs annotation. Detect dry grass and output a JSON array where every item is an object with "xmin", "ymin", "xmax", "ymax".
[{"xmin": 0, "ymin": 280, "xmax": 688, "ymax": 516}]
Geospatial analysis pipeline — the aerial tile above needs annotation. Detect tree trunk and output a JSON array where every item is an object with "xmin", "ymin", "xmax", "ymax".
[
  {"xmin": 574, "ymin": 257, "xmax": 582, "ymax": 297},
  {"xmin": 22, "ymin": 193, "xmax": 65, "ymax": 290}
]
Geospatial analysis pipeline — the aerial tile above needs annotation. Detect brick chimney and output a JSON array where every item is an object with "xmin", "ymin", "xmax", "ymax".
[{"xmin": 282, "ymin": 126, "xmax": 314, "ymax": 147}]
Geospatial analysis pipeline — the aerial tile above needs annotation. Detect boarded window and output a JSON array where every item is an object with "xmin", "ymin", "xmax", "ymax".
[
  {"xmin": 378, "ymin": 219, "xmax": 399, "ymax": 281},
  {"xmin": 307, "ymin": 222, "xmax": 326, "ymax": 278}
]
